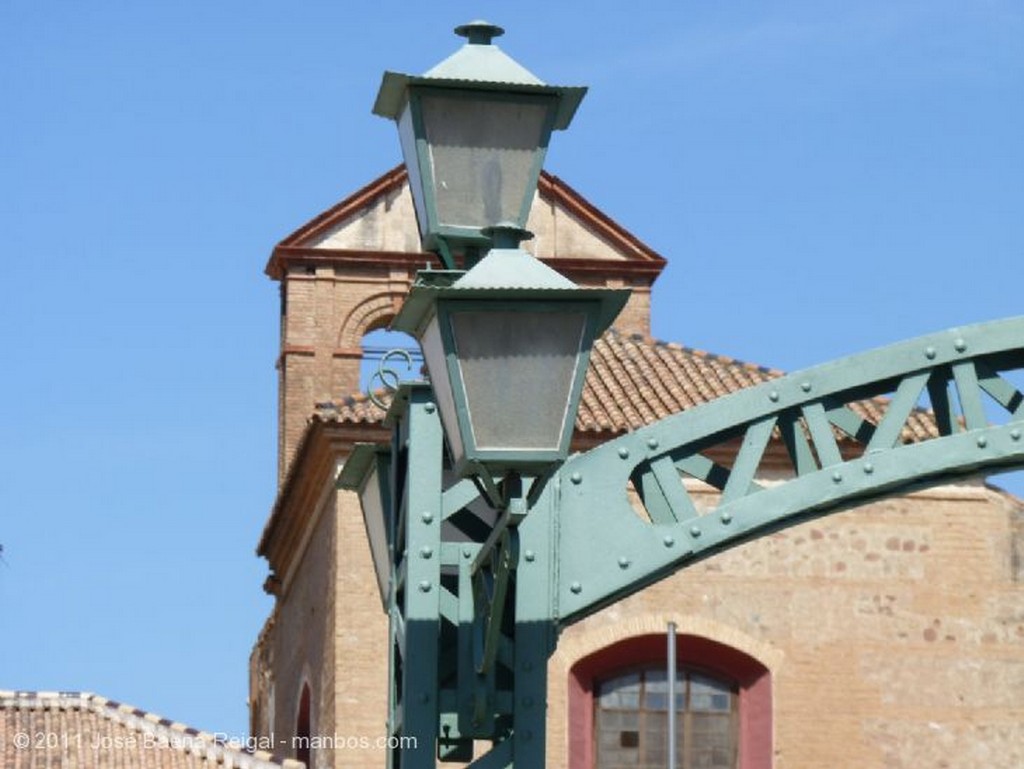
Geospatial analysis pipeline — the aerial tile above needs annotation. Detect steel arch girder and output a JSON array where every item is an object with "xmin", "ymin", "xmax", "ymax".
[{"xmin": 552, "ymin": 316, "xmax": 1024, "ymax": 626}]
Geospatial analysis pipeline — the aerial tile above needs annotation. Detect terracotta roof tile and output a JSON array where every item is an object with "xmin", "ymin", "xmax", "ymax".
[
  {"xmin": 316, "ymin": 330, "xmax": 937, "ymax": 443},
  {"xmin": 572, "ymin": 332, "xmax": 782, "ymax": 432},
  {"xmin": 0, "ymin": 692, "xmax": 294, "ymax": 769}
]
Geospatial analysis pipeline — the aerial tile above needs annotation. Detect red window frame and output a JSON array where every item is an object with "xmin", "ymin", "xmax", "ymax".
[{"xmin": 569, "ymin": 634, "xmax": 772, "ymax": 769}]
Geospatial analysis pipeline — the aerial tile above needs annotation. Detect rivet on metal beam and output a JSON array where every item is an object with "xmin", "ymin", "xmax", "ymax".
[
  {"xmin": 832, "ymin": 471, "xmax": 843, "ymax": 483},
  {"xmin": 424, "ymin": 402, "xmax": 436, "ymax": 413},
  {"xmin": 418, "ymin": 580, "xmax": 432, "ymax": 592},
  {"xmin": 924, "ymin": 346, "xmax": 937, "ymax": 360},
  {"xmin": 570, "ymin": 472, "xmax": 582, "ymax": 485},
  {"xmin": 663, "ymin": 535, "xmax": 675, "ymax": 547},
  {"xmin": 647, "ymin": 437, "xmax": 659, "ymax": 450},
  {"xmin": 690, "ymin": 526, "xmax": 701, "ymax": 538},
  {"xmin": 1011, "ymin": 428, "xmax": 1022, "ymax": 441},
  {"xmin": 618, "ymin": 556, "xmax": 630, "ymax": 569},
  {"xmin": 977, "ymin": 436, "xmax": 988, "ymax": 448},
  {"xmin": 462, "ymin": 547, "xmax": 473, "ymax": 559},
  {"xmin": 421, "ymin": 511, "xmax": 434, "ymax": 523},
  {"xmin": 954, "ymin": 338, "xmax": 967, "ymax": 353},
  {"xmin": 863, "ymin": 462, "xmax": 874, "ymax": 474},
  {"xmin": 420, "ymin": 546, "xmax": 433, "ymax": 559},
  {"xmin": 720, "ymin": 512, "xmax": 732, "ymax": 524},
  {"xmin": 801, "ymin": 381, "xmax": 812, "ymax": 393},
  {"xmin": 769, "ymin": 390, "xmax": 780, "ymax": 403},
  {"xmin": 570, "ymin": 581, "xmax": 582, "ymax": 594},
  {"xmin": 524, "ymin": 550, "xmax": 535, "ymax": 562},
  {"xmin": 618, "ymin": 446, "xmax": 630, "ymax": 459}
]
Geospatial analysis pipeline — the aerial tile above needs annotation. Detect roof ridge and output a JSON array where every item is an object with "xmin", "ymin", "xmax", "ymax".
[
  {"xmin": 608, "ymin": 328, "xmax": 785, "ymax": 377},
  {"xmin": 0, "ymin": 690, "xmax": 298, "ymax": 769}
]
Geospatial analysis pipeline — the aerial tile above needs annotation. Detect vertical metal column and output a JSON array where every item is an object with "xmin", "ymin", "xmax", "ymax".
[
  {"xmin": 667, "ymin": 621, "xmax": 677, "ymax": 769},
  {"xmin": 392, "ymin": 386, "xmax": 445, "ymax": 768},
  {"xmin": 508, "ymin": 479, "xmax": 558, "ymax": 769}
]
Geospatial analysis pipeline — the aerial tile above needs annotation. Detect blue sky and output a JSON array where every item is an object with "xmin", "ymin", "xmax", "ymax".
[{"xmin": 1, "ymin": 0, "xmax": 1021, "ymax": 741}]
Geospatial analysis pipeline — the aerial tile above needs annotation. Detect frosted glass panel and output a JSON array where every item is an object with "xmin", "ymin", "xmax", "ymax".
[
  {"xmin": 450, "ymin": 310, "xmax": 585, "ymax": 451},
  {"xmin": 421, "ymin": 96, "xmax": 548, "ymax": 229},
  {"xmin": 421, "ymin": 315, "xmax": 464, "ymax": 462},
  {"xmin": 359, "ymin": 462, "xmax": 389, "ymax": 606},
  {"xmin": 398, "ymin": 104, "xmax": 429, "ymax": 237}
]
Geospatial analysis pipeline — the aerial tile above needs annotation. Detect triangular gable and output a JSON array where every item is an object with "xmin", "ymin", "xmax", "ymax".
[{"xmin": 266, "ymin": 165, "xmax": 666, "ymax": 280}]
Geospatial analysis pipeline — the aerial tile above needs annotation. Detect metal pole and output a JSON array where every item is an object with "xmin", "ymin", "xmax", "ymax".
[{"xmin": 667, "ymin": 621, "xmax": 677, "ymax": 769}]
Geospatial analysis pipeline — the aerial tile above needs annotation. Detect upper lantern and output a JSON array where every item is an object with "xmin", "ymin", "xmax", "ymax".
[{"xmin": 373, "ymin": 21, "xmax": 587, "ymax": 256}]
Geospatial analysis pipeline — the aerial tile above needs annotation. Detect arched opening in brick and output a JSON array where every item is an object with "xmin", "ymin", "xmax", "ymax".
[
  {"xmin": 295, "ymin": 683, "xmax": 312, "ymax": 767},
  {"xmin": 569, "ymin": 633, "xmax": 771, "ymax": 769},
  {"xmin": 360, "ymin": 327, "xmax": 423, "ymax": 393}
]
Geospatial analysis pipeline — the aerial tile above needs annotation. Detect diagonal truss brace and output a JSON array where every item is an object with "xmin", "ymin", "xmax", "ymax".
[
  {"xmin": 362, "ymin": 317, "xmax": 1024, "ymax": 768},
  {"xmin": 554, "ymin": 316, "xmax": 1024, "ymax": 625}
]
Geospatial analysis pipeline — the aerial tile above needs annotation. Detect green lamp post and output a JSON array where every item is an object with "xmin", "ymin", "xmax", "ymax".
[
  {"xmin": 376, "ymin": 21, "xmax": 629, "ymax": 481},
  {"xmin": 336, "ymin": 19, "xmax": 1024, "ymax": 769}
]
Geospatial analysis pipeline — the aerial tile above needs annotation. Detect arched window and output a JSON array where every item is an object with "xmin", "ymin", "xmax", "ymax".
[
  {"xmin": 569, "ymin": 634, "xmax": 771, "ymax": 769},
  {"xmin": 595, "ymin": 666, "xmax": 737, "ymax": 769},
  {"xmin": 295, "ymin": 683, "xmax": 312, "ymax": 767},
  {"xmin": 360, "ymin": 327, "xmax": 422, "ymax": 392}
]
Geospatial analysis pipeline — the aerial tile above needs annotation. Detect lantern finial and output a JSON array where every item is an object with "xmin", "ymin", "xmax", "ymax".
[{"xmin": 454, "ymin": 20, "xmax": 505, "ymax": 45}]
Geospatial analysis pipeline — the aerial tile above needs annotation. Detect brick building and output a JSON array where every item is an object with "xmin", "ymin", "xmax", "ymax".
[
  {"xmin": 249, "ymin": 167, "xmax": 1024, "ymax": 768},
  {"xmin": 0, "ymin": 691, "xmax": 295, "ymax": 769}
]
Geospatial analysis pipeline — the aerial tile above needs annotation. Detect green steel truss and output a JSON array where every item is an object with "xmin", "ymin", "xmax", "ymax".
[
  {"xmin": 555, "ymin": 316, "xmax": 1024, "ymax": 623},
  {"xmin": 378, "ymin": 317, "xmax": 1024, "ymax": 768}
]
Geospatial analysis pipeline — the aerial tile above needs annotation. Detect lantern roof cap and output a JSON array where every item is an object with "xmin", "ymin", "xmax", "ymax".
[
  {"xmin": 373, "ymin": 21, "xmax": 587, "ymax": 130},
  {"xmin": 423, "ymin": 21, "xmax": 542, "ymax": 85},
  {"xmin": 453, "ymin": 247, "xmax": 577, "ymax": 292},
  {"xmin": 391, "ymin": 242, "xmax": 629, "ymax": 340}
]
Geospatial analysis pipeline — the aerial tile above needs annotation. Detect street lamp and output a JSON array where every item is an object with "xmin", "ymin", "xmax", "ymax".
[
  {"xmin": 332, "ymin": 19, "xmax": 1024, "ymax": 769},
  {"xmin": 376, "ymin": 22, "xmax": 630, "ymax": 480},
  {"xmin": 373, "ymin": 20, "xmax": 586, "ymax": 260}
]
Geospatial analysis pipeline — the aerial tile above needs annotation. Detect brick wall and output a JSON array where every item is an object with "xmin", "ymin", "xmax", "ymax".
[
  {"xmin": 277, "ymin": 264, "xmax": 411, "ymax": 482},
  {"xmin": 257, "ymin": 476, "xmax": 1023, "ymax": 768},
  {"xmin": 255, "ymin": 495, "xmax": 338, "ymax": 769},
  {"xmin": 330, "ymin": 492, "xmax": 391, "ymax": 767},
  {"xmin": 549, "ymin": 481, "xmax": 1024, "ymax": 769},
  {"xmin": 257, "ymin": 172, "xmax": 1023, "ymax": 768}
]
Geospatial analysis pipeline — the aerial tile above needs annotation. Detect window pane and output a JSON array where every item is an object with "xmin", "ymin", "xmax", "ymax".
[
  {"xmin": 643, "ymin": 669, "xmax": 668, "ymax": 711},
  {"xmin": 595, "ymin": 666, "xmax": 737, "ymax": 769},
  {"xmin": 599, "ymin": 672, "xmax": 640, "ymax": 709},
  {"xmin": 690, "ymin": 674, "xmax": 732, "ymax": 712},
  {"xmin": 690, "ymin": 713, "xmax": 736, "ymax": 769}
]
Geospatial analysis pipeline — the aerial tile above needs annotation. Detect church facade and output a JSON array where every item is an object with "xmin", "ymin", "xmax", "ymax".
[{"xmin": 250, "ymin": 167, "xmax": 1024, "ymax": 768}]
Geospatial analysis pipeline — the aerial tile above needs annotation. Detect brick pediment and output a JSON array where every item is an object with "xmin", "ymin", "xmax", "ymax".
[
  {"xmin": 265, "ymin": 165, "xmax": 666, "ymax": 281},
  {"xmin": 266, "ymin": 165, "xmax": 667, "ymax": 486}
]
